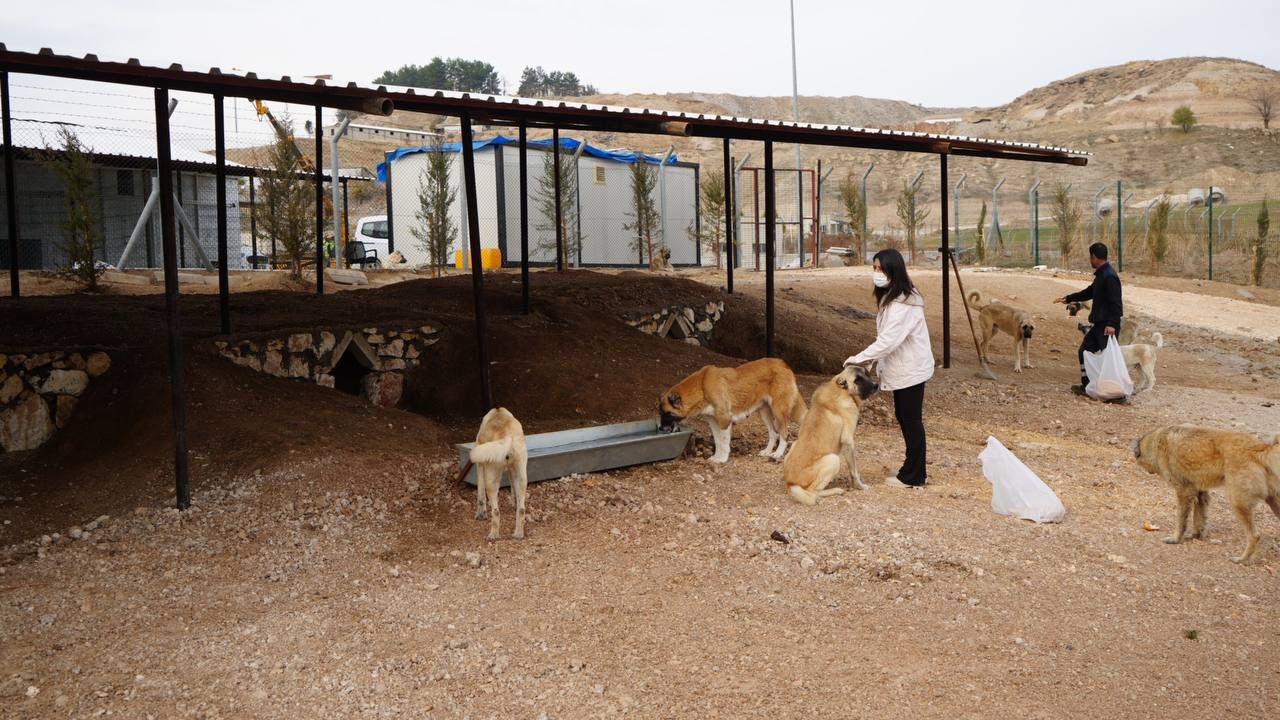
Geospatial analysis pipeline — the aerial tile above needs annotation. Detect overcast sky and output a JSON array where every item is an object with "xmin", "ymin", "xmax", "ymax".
[{"xmin": 6, "ymin": 0, "xmax": 1279, "ymax": 108}]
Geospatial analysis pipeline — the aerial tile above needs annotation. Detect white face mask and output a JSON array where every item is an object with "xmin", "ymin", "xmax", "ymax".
[{"xmin": 872, "ymin": 271, "xmax": 890, "ymax": 288}]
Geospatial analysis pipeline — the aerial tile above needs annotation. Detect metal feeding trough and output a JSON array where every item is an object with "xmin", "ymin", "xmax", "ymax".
[{"xmin": 456, "ymin": 419, "xmax": 692, "ymax": 487}]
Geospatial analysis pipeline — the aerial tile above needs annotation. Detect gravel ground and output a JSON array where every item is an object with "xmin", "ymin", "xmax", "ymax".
[{"xmin": 2, "ymin": 267, "xmax": 1278, "ymax": 718}]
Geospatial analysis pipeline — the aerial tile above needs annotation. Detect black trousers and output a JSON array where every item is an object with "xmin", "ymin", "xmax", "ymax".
[
  {"xmin": 892, "ymin": 382, "xmax": 927, "ymax": 486},
  {"xmin": 1077, "ymin": 324, "xmax": 1108, "ymax": 386}
]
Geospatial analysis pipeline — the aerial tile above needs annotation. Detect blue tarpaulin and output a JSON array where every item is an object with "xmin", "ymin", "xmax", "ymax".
[{"xmin": 376, "ymin": 136, "xmax": 677, "ymax": 182}]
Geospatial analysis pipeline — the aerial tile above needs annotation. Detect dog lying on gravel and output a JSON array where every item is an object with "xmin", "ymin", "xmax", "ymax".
[
  {"xmin": 783, "ymin": 366, "xmax": 879, "ymax": 505},
  {"xmin": 1133, "ymin": 424, "xmax": 1280, "ymax": 563},
  {"xmin": 470, "ymin": 407, "xmax": 530, "ymax": 541}
]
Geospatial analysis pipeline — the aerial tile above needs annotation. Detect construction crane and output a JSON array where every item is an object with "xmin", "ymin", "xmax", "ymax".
[{"xmin": 249, "ymin": 99, "xmax": 347, "ymax": 243}]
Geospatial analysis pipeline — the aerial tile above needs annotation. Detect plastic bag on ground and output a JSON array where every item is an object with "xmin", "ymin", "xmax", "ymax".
[
  {"xmin": 978, "ymin": 436, "xmax": 1066, "ymax": 523},
  {"xmin": 1083, "ymin": 336, "xmax": 1133, "ymax": 401}
]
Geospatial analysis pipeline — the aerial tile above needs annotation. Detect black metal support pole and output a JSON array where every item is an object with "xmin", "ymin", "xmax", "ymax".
[
  {"xmin": 519, "ymin": 121, "xmax": 530, "ymax": 314},
  {"xmin": 269, "ymin": 192, "xmax": 277, "ymax": 264},
  {"xmin": 314, "ymin": 105, "xmax": 324, "ymax": 295},
  {"xmin": 764, "ymin": 141, "xmax": 776, "ymax": 358},
  {"xmin": 940, "ymin": 153, "xmax": 951, "ymax": 369},
  {"xmin": 214, "ymin": 94, "xmax": 230, "ymax": 334},
  {"xmin": 341, "ymin": 177, "xmax": 350, "ymax": 246},
  {"xmin": 384, "ymin": 151, "xmax": 395, "ymax": 253},
  {"xmin": 2, "ymin": 71, "xmax": 19, "ymax": 297},
  {"xmin": 723, "ymin": 140, "xmax": 734, "ymax": 293},
  {"xmin": 461, "ymin": 115, "xmax": 493, "ymax": 411},
  {"xmin": 155, "ymin": 88, "xmax": 190, "ymax": 510},
  {"xmin": 248, "ymin": 175, "xmax": 257, "ymax": 263},
  {"xmin": 176, "ymin": 171, "xmax": 185, "ymax": 267},
  {"xmin": 552, "ymin": 125, "xmax": 563, "ymax": 271}
]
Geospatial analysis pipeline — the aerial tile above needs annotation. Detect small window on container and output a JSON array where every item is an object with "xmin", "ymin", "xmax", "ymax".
[
  {"xmin": 594, "ymin": 166, "xmax": 606, "ymax": 184},
  {"xmin": 116, "ymin": 169, "xmax": 135, "ymax": 197}
]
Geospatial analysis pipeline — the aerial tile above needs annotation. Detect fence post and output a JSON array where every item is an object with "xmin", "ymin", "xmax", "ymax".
[
  {"xmin": 861, "ymin": 163, "xmax": 874, "ymax": 261},
  {"xmin": 249, "ymin": 176, "xmax": 257, "ymax": 264},
  {"xmin": 552, "ymin": 126, "xmax": 563, "ymax": 271},
  {"xmin": 1207, "ymin": 182, "xmax": 1214, "ymax": 281},
  {"xmin": 1115, "ymin": 180, "xmax": 1123, "ymax": 272},
  {"xmin": 1033, "ymin": 186, "xmax": 1040, "ymax": 266}
]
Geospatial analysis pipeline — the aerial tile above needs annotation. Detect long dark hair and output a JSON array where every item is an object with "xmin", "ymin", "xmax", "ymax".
[{"xmin": 872, "ymin": 248, "xmax": 916, "ymax": 308}]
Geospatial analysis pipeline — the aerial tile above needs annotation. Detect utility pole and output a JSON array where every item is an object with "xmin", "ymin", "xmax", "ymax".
[{"xmin": 789, "ymin": 0, "xmax": 804, "ymax": 265}]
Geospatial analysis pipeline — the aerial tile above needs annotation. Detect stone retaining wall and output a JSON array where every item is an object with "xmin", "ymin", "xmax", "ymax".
[
  {"xmin": 215, "ymin": 326, "xmax": 439, "ymax": 408},
  {"xmin": 0, "ymin": 351, "xmax": 111, "ymax": 452},
  {"xmin": 624, "ymin": 301, "xmax": 725, "ymax": 346}
]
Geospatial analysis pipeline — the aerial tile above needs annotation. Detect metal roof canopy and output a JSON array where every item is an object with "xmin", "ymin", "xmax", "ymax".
[
  {"xmin": 0, "ymin": 45, "xmax": 1089, "ymax": 165},
  {"xmin": 1, "ymin": 44, "xmax": 1089, "ymax": 513}
]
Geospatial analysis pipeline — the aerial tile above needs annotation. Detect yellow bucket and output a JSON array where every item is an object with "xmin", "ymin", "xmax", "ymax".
[{"xmin": 454, "ymin": 248, "xmax": 503, "ymax": 269}]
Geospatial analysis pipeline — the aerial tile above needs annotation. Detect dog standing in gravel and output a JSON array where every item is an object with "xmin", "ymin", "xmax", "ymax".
[
  {"xmin": 1133, "ymin": 424, "xmax": 1280, "ymax": 563},
  {"xmin": 969, "ymin": 291, "xmax": 1036, "ymax": 372},
  {"xmin": 1070, "ymin": 300, "xmax": 1142, "ymax": 345},
  {"xmin": 1121, "ymin": 332, "xmax": 1164, "ymax": 394},
  {"xmin": 659, "ymin": 358, "xmax": 807, "ymax": 463},
  {"xmin": 469, "ymin": 407, "xmax": 530, "ymax": 541},
  {"xmin": 784, "ymin": 366, "xmax": 880, "ymax": 505}
]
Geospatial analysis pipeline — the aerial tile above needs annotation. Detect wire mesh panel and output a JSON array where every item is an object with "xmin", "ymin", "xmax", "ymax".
[{"xmin": 733, "ymin": 166, "xmax": 815, "ymax": 270}]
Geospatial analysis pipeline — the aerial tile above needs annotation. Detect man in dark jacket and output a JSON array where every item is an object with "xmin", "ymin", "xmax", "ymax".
[{"xmin": 1054, "ymin": 242, "xmax": 1123, "ymax": 396}]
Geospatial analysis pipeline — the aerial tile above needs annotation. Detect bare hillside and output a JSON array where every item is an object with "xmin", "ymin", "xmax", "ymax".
[{"xmin": 981, "ymin": 57, "xmax": 1280, "ymax": 131}]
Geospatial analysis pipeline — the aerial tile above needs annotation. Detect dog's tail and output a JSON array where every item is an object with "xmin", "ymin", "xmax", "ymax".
[
  {"xmin": 788, "ymin": 484, "xmax": 818, "ymax": 506},
  {"xmin": 469, "ymin": 437, "xmax": 513, "ymax": 466},
  {"xmin": 967, "ymin": 290, "xmax": 984, "ymax": 307},
  {"xmin": 791, "ymin": 392, "xmax": 808, "ymax": 427},
  {"xmin": 1152, "ymin": 332, "xmax": 1164, "ymax": 349}
]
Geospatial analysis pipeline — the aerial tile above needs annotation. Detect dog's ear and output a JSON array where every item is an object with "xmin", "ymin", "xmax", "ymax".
[
  {"xmin": 666, "ymin": 392, "xmax": 682, "ymax": 408},
  {"xmin": 836, "ymin": 374, "xmax": 849, "ymax": 389}
]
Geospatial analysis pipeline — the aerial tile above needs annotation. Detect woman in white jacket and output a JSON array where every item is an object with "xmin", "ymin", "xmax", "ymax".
[{"xmin": 844, "ymin": 249, "xmax": 934, "ymax": 487}]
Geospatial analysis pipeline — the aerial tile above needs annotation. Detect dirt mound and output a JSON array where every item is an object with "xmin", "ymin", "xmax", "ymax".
[{"xmin": 0, "ymin": 270, "xmax": 878, "ymax": 541}]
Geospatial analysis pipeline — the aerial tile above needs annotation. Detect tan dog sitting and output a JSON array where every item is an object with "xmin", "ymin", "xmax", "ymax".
[{"xmin": 784, "ymin": 366, "xmax": 880, "ymax": 505}]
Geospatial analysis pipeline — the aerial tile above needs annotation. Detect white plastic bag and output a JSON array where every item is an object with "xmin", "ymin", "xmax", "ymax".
[
  {"xmin": 1083, "ymin": 336, "xmax": 1133, "ymax": 401},
  {"xmin": 978, "ymin": 436, "xmax": 1066, "ymax": 523}
]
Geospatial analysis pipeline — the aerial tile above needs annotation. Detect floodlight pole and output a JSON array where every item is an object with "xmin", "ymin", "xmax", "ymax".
[
  {"xmin": 2, "ymin": 71, "xmax": 18, "ymax": 298},
  {"xmin": 789, "ymin": 0, "xmax": 803, "ymax": 265},
  {"xmin": 154, "ymin": 87, "xmax": 189, "ymax": 510},
  {"xmin": 461, "ymin": 115, "xmax": 493, "ymax": 411},
  {"xmin": 764, "ymin": 140, "xmax": 776, "ymax": 358}
]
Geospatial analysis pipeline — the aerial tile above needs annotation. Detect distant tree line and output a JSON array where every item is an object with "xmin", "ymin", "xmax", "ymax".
[
  {"xmin": 375, "ymin": 58, "xmax": 500, "ymax": 94},
  {"xmin": 518, "ymin": 66, "xmax": 597, "ymax": 97}
]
